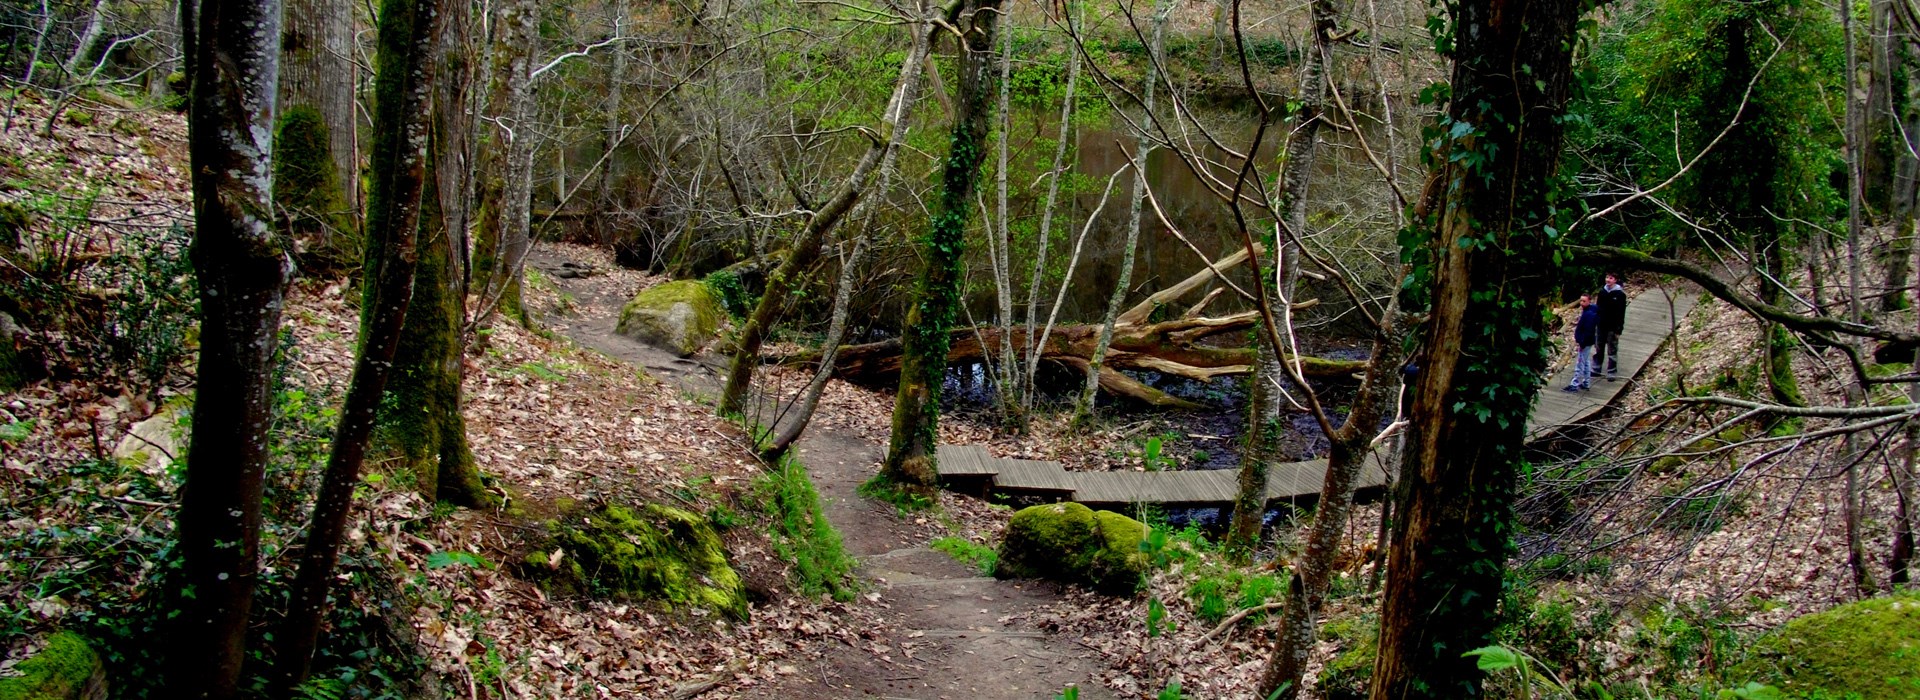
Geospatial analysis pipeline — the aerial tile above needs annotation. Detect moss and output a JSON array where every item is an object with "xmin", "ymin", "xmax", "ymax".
[
  {"xmin": 1317, "ymin": 616, "xmax": 1377, "ymax": 700},
  {"xmin": 524, "ymin": 503, "xmax": 748, "ymax": 620},
  {"xmin": 615, "ymin": 280, "xmax": 725, "ymax": 357},
  {"xmin": 1732, "ymin": 593, "xmax": 1920, "ymax": 699},
  {"xmin": 0, "ymin": 632, "xmax": 105, "ymax": 700},
  {"xmin": 994, "ymin": 503, "xmax": 1148, "ymax": 594},
  {"xmin": 272, "ymin": 104, "xmax": 354, "ymax": 271}
]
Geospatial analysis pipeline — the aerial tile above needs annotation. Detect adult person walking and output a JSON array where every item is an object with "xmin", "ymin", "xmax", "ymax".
[
  {"xmin": 1565, "ymin": 294, "xmax": 1598, "ymax": 392},
  {"xmin": 1595, "ymin": 272, "xmax": 1628, "ymax": 380}
]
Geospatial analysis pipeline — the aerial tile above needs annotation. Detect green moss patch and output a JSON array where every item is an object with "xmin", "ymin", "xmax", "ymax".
[
  {"xmin": 615, "ymin": 280, "xmax": 725, "ymax": 357},
  {"xmin": 0, "ymin": 632, "xmax": 105, "ymax": 700},
  {"xmin": 1316, "ymin": 615, "xmax": 1376, "ymax": 700},
  {"xmin": 994, "ymin": 503, "xmax": 1148, "ymax": 594},
  {"xmin": 521, "ymin": 502, "xmax": 748, "ymax": 620},
  {"xmin": 1732, "ymin": 593, "xmax": 1920, "ymax": 699}
]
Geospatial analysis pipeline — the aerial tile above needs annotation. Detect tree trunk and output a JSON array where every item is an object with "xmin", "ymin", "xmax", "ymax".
[
  {"xmin": 170, "ymin": 0, "xmax": 289, "ymax": 695},
  {"xmin": 278, "ymin": 0, "xmax": 360, "ymax": 230},
  {"xmin": 472, "ymin": 0, "xmax": 538, "ymax": 323},
  {"xmin": 1844, "ymin": 0, "xmax": 1878, "ymax": 599},
  {"xmin": 1884, "ymin": 33, "xmax": 1919, "ymax": 312},
  {"xmin": 1225, "ymin": 0, "xmax": 1334, "ymax": 557},
  {"xmin": 61, "ymin": 0, "xmax": 110, "ymax": 78},
  {"xmin": 990, "ymin": 6, "xmax": 1022, "ymax": 425},
  {"xmin": 718, "ymin": 4, "xmax": 944, "ymax": 417},
  {"xmin": 272, "ymin": 0, "xmax": 439, "ymax": 682},
  {"xmin": 1075, "ymin": 0, "xmax": 1168, "ymax": 427},
  {"xmin": 882, "ymin": 0, "xmax": 1001, "ymax": 492},
  {"xmin": 1021, "ymin": 0, "xmax": 1083, "ymax": 418},
  {"xmin": 376, "ymin": 0, "xmax": 490, "ymax": 508},
  {"xmin": 1369, "ymin": 0, "xmax": 1585, "ymax": 695}
]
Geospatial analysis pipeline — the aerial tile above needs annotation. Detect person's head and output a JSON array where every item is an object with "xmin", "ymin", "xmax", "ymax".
[
  {"xmin": 1605, "ymin": 272, "xmax": 1619, "ymax": 286},
  {"xmin": 1579, "ymin": 294, "xmax": 1592, "ymax": 306}
]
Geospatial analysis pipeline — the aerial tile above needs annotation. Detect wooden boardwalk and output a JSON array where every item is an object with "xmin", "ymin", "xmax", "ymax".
[{"xmin": 938, "ymin": 288, "xmax": 1696, "ymax": 509}]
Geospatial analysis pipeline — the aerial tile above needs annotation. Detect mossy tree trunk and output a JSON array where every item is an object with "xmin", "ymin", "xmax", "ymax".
[
  {"xmin": 273, "ymin": 0, "xmax": 439, "ymax": 682},
  {"xmin": 1369, "ymin": 0, "xmax": 1584, "ymax": 694},
  {"xmin": 171, "ymin": 0, "xmax": 290, "ymax": 695},
  {"xmin": 374, "ymin": 0, "xmax": 491, "ymax": 508},
  {"xmin": 716, "ymin": 1, "xmax": 948, "ymax": 418},
  {"xmin": 1225, "ymin": 0, "xmax": 1332, "ymax": 558},
  {"xmin": 472, "ymin": 0, "xmax": 538, "ymax": 323},
  {"xmin": 277, "ymin": 0, "xmax": 360, "ymax": 255},
  {"xmin": 881, "ymin": 0, "xmax": 1001, "ymax": 491}
]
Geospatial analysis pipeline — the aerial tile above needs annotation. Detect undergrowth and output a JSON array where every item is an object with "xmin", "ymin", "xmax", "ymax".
[
  {"xmin": 930, "ymin": 536, "xmax": 997, "ymax": 575},
  {"xmin": 752, "ymin": 455, "xmax": 856, "ymax": 601}
]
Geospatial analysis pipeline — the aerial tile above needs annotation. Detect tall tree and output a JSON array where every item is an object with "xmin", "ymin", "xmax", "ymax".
[
  {"xmin": 375, "ymin": 0, "xmax": 490, "ymax": 506},
  {"xmin": 1369, "ymin": 0, "xmax": 1587, "ymax": 694},
  {"xmin": 880, "ymin": 0, "xmax": 1002, "ymax": 490},
  {"xmin": 170, "ymin": 0, "xmax": 288, "ymax": 694},
  {"xmin": 271, "ymin": 0, "xmax": 441, "ymax": 683},
  {"xmin": 276, "ymin": 0, "xmax": 360, "ymax": 252},
  {"xmin": 472, "ymin": 0, "xmax": 539, "ymax": 322}
]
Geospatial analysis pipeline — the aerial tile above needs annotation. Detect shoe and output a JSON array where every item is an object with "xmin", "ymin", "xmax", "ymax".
[
  {"xmin": 1606, "ymin": 374, "xmax": 1618, "ymax": 382},
  {"xmin": 1563, "ymin": 385, "xmax": 1579, "ymax": 392},
  {"xmin": 1581, "ymin": 384, "xmax": 1592, "ymax": 391}
]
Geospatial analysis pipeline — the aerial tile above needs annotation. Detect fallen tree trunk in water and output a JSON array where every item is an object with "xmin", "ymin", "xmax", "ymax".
[{"xmin": 779, "ymin": 312, "xmax": 1367, "ymax": 406}]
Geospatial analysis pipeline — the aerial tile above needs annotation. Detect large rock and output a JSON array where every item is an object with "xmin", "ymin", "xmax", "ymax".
[
  {"xmin": 1732, "ymin": 592, "xmax": 1920, "ymax": 699},
  {"xmin": 521, "ymin": 502, "xmax": 748, "ymax": 620},
  {"xmin": 112, "ymin": 405, "xmax": 186, "ymax": 476},
  {"xmin": 994, "ymin": 502, "xmax": 1149, "ymax": 594},
  {"xmin": 0, "ymin": 632, "xmax": 107, "ymax": 700},
  {"xmin": 615, "ymin": 280, "xmax": 724, "ymax": 357}
]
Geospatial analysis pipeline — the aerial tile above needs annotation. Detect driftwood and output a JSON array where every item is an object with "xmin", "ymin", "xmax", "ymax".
[{"xmin": 785, "ymin": 312, "xmax": 1367, "ymax": 406}]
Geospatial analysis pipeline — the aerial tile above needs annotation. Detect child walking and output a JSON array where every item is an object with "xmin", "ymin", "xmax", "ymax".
[{"xmin": 1566, "ymin": 294, "xmax": 1599, "ymax": 392}]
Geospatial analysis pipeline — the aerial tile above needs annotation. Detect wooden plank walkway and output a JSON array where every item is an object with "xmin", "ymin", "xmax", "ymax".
[{"xmin": 939, "ymin": 288, "xmax": 1696, "ymax": 509}]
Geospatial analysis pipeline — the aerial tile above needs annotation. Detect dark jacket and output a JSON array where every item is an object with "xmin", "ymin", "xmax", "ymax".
[
  {"xmin": 1574, "ymin": 305, "xmax": 1599, "ymax": 347},
  {"xmin": 1597, "ymin": 285, "xmax": 1627, "ymax": 333}
]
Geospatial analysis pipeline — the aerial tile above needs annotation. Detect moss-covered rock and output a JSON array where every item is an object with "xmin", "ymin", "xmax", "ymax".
[
  {"xmin": 522, "ymin": 502, "xmax": 748, "ymax": 620},
  {"xmin": 615, "ymin": 280, "xmax": 724, "ymax": 357},
  {"xmin": 994, "ymin": 503, "xmax": 1148, "ymax": 594},
  {"xmin": 1731, "ymin": 593, "xmax": 1920, "ymax": 699},
  {"xmin": 0, "ymin": 632, "xmax": 107, "ymax": 700}
]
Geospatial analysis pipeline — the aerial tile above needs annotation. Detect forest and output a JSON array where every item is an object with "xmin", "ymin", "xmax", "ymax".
[{"xmin": 0, "ymin": 0, "xmax": 1917, "ymax": 697}]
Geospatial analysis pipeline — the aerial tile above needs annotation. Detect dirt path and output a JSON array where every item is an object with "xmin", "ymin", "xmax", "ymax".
[{"xmin": 531, "ymin": 250, "xmax": 1115, "ymax": 699}]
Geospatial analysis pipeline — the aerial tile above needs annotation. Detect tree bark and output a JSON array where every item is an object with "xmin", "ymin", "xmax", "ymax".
[
  {"xmin": 61, "ymin": 0, "xmax": 110, "ymax": 78},
  {"xmin": 717, "ymin": 2, "xmax": 944, "ymax": 417},
  {"xmin": 272, "ymin": 0, "xmax": 438, "ymax": 682},
  {"xmin": 989, "ymin": 5, "xmax": 1020, "ymax": 424},
  {"xmin": 375, "ymin": 0, "xmax": 490, "ymax": 508},
  {"xmin": 882, "ymin": 0, "xmax": 1001, "ymax": 491},
  {"xmin": 169, "ymin": 0, "xmax": 288, "ymax": 695},
  {"xmin": 1369, "ymin": 0, "xmax": 1585, "ymax": 695},
  {"xmin": 278, "ymin": 0, "xmax": 360, "ymax": 223},
  {"xmin": 1225, "ymin": 0, "xmax": 1333, "ymax": 557},
  {"xmin": 1022, "ymin": 0, "xmax": 1082, "ymax": 418},
  {"xmin": 1884, "ymin": 31, "xmax": 1919, "ymax": 312},
  {"xmin": 472, "ymin": 0, "xmax": 538, "ymax": 322},
  {"xmin": 1845, "ymin": 0, "xmax": 1878, "ymax": 599}
]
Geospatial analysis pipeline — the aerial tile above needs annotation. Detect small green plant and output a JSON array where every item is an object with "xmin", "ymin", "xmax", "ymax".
[
  {"xmin": 1464, "ymin": 644, "xmax": 1572, "ymax": 700},
  {"xmin": 930, "ymin": 536, "xmax": 997, "ymax": 575},
  {"xmin": 859, "ymin": 474, "xmax": 936, "ymax": 513},
  {"xmin": 753, "ymin": 456, "xmax": 856, "ymax": 600},
  {"xmin": 1147, "ymin": 596, "xmax": 1170, "ymax": 638},
  {"xmin": 1054, "ymin": 686, "xmax": 1080, "ymax": 700}
]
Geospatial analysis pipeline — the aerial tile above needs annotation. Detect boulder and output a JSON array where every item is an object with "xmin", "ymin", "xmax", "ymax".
[
  {"xmin": 1732, "ymin": 592, "xmax": 1920, "ymax": 699},
  {"xmin": 994, "ymin": 502, "xmax": 1149, "ymax": 594},
  {"xmin": 0, "ymin": 632, "xmax": 107, "ymax": 700},
  {"xmin": 521, "ymin": 502, "xmax": 748, "ymax": 620},
  {"xmin": 615, "ymin": 280, "xmax": 724, "ymax": 357},
  {"xmin": 112, "ymin": 405, "xmax": 185, "ymax": 476}
]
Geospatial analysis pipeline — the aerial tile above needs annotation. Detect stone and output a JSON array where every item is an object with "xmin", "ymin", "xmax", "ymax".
[
  {"xmin": 112, "ymin": 405, "xmax": 185, "ymax": 476},
  {"xmin": 0, "ymin": 312, "xmax": 45, "ymax": 392},
  {"xmin": 615, "ymin": 280, "xmax": 724, "ymax": 357},
  {"xmin": 994, "ymin": 502, "xmax": 1149, "ymax": 594},
  {"xmin": 0, "ymin": 632, "xmax": 107, "ymax": 700},
  {"xmin": 1732, "ymin": 592, "xmax": 1920, "ymax": 699},
  {"xmin": 521, "ymin": 502, "xmax": 748, "ymax": 620}
]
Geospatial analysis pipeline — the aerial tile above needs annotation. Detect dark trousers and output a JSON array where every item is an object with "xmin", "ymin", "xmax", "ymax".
[{"xmin": 1595, "ymin": 329, "xmax": 1621, "ymax": 375}]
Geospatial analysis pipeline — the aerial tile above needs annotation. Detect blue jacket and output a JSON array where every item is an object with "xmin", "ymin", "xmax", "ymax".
[{"xmin": 1574, "ymin": 305, "xmax": 1599, "ymax": 347}]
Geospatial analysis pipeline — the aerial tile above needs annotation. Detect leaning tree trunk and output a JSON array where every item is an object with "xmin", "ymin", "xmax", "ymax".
[
  {"xmin": 61, "ymin": 0, "xmax": 110, "ymax": 77},
  {"xmin": 472, "ymin": 0, "xmax": 538, "ymax": 323},
  {"xmin": 1224, "ymin": 0, "xmax": 1332, "ymax": 557},
  {"xmin": 1370, "ymin": 0, "xmax": 1584, "ymax": 695},
  {"xmin": 717, "ymin": 2, "xmax": 946, "ymax": 417},
  {"xmin": 277, "ymin": 0, "xmax": 360, "ymax": 243},
  {"xmin": 1075, "ymin": 0, "xmax": 1168, "ymax": 427},
  {"xmin": 882, "ymin": 0, "xmax": 1001, "ymax": 491},
  {"xmin": 375, "ymin": 0, "xmax": 490, "ymax": 507},
  {"xmin": 272, "ymin": 0, "xmax": 439, "ymax": 682},
  {"xmin": 170, "ymin": 0, "xmax": 288, "ymax": 695}
]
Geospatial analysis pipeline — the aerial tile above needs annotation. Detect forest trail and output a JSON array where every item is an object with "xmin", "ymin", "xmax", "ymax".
[{"xmin": 531, "ymin": 248, "xmax": 1114, "ymax": 699}]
